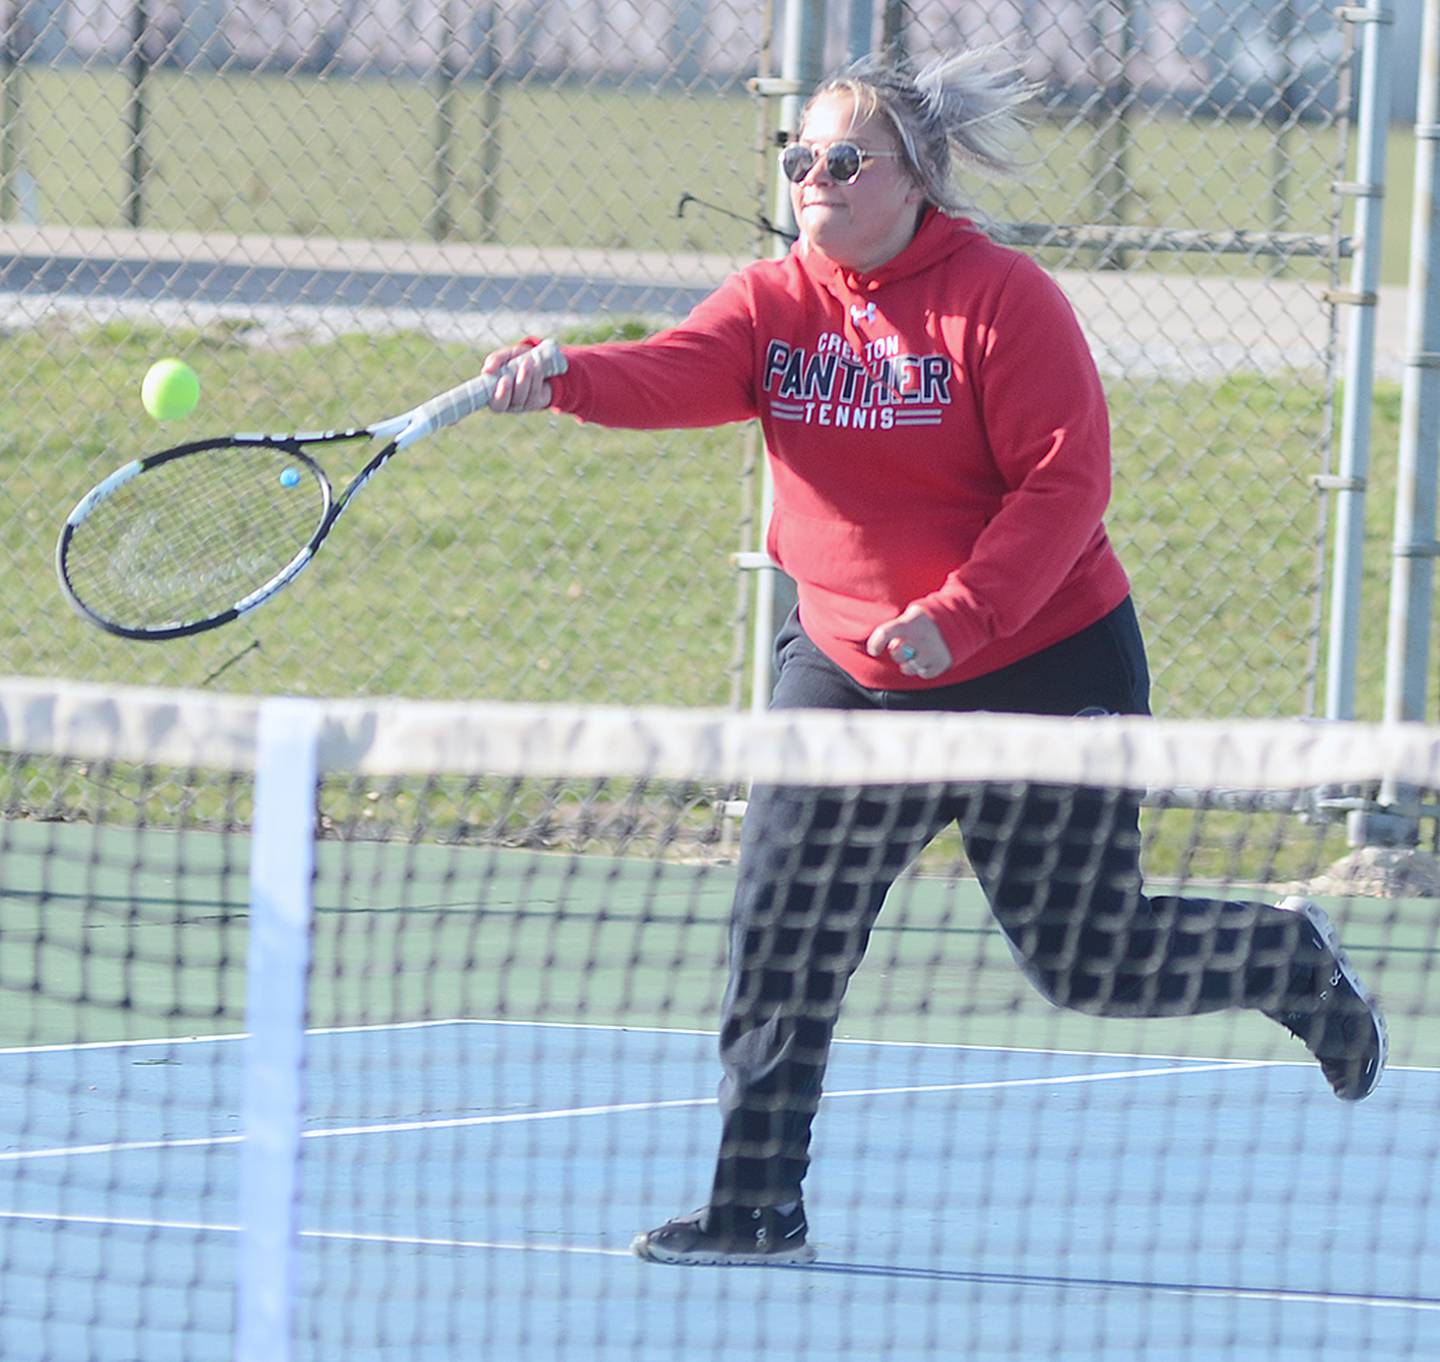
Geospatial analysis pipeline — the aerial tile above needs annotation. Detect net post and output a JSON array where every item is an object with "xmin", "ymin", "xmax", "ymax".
[{"xmin": 234, "ymin": 698, "xmax": 322, "ymax": 1362}]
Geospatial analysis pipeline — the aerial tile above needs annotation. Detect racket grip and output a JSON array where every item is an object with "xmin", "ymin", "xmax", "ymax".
[{"xmin": 398, "ymin": 338, "xmax": 568, "ymax": 447}]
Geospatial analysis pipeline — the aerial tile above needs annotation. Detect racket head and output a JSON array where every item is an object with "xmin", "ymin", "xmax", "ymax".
[{"xmin": 56, "ymin": 437, "xmax": 336, "ymax": 640}]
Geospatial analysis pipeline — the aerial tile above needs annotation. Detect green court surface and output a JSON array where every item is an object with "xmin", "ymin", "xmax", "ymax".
[{"xmin": 3, "ymin": 818, "xmax": 1436, "ymax": 1071}]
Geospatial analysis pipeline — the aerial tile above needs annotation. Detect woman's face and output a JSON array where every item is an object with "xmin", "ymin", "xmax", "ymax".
[{"xmin": 789, "ymin": 91, "xmax": 924, "ymax": 272}]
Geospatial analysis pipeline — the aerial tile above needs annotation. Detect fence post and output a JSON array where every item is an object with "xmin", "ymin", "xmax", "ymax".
[
  {"xmin": 1324, "ymin": 0, "xmax": 1395, "ymax": 722},
  {"xmin": 429, "ymin": 0, "xmax": 458, "ymax": 242},
  {"xmin": 1268, "ymin": 0, "xmax": 1300, "ymax": 262},
  {"xmin": 880, "ymin": 0, "xmax": 905, "ymax": 64},
  {"xmin": 1089, "ymin": 0, "xmax": 1135, "ymax": 270},
  {"xmin": 1382, "ymin": 0, "xmax": 1440, "ymax": 729},
  {"xmin": 0, "ymin": 9, "xmax": 21, "ymax": 223},
  {"xmin": 846, "ymin": 0, "xmax": 873, "ymax": 64},
  {"xmin": 478, "ymin": 2, "xmax": 502, "ymax": 242},
  {"xmin": 749, "ymin": 0, "xmax": 824, "ymax": 713},
  {"xmin": 127, "ymin": 0, "xmax": 148, "ymax": 229}
]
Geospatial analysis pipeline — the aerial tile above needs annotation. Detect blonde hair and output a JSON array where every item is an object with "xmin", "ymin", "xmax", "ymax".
[{"xmin": 806, "ymin": 49, "xmax": 1035, "ymax": 217}]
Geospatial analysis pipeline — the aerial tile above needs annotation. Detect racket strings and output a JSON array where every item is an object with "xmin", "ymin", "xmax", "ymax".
[{"xmin": 63, "ymin": 446, "xmax": 327, "ymax": 629}]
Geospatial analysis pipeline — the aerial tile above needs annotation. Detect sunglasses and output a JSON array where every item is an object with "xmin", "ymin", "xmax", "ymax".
[{"xmin": 779, "ymin": 140, "xmax": 903, "ymax": 185}]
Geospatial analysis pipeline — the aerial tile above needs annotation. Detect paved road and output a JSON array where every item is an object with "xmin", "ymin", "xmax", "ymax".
[{"xmin": 0, "ymin": 224, "xmax": 1411, "ymax": 381}]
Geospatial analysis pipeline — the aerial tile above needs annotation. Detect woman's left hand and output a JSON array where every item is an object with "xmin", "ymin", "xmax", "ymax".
[{"xmin": 866, "ymin": 606, "xmax": 953, "ymax": 680}]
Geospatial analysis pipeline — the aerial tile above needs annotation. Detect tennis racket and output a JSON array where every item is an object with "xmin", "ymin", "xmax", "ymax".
[{"xmin": 56, "ymin": 338, "xmax": 567, "ymax": 641}]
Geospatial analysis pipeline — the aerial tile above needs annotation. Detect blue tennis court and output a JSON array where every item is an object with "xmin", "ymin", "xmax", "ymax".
[{"xmin": 3, "ymin": 1018, "xmax": 1435, "ymax": 1362}]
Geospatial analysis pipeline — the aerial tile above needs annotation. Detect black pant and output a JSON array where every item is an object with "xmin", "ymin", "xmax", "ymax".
[{"xmin": 711, "ymin": 601, "xmax": 1308, "ymax": 1208}]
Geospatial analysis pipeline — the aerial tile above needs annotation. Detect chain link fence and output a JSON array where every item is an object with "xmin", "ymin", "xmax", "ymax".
[{"xmin": 0, "ymin": 0, "xmax": 1403, "ymax": 718}]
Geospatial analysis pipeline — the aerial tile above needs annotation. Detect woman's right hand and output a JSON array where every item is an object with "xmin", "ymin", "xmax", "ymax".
[{"xmin": 482, "ymin": 342, "xmax": 558, "ymax": 413}]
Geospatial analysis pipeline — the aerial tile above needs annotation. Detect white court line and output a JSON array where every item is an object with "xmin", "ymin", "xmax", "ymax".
[
  {"xmin": 0, "ymin": 1208, "xmax": 1433, "ymax": 1315},
  {"xmin": 0, "ymin": 1017, "xmax": 468, "ymax": 1056},
  {"xmin": 7, "ymin": 1014, "xmax": 1430, "ymax": 1073},
  {"xmin": 0, "ymin": 1061, "xmax": 1265, "ymax": 1163},
  {"xmin": 0, "ymin": 1208, "xmax": 628, "ymax": 1259}
]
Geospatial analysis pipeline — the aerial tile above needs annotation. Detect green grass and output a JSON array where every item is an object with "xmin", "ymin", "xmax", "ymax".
[
  {"xmin": 0, "ymin": 69, "xmax": 1414, "ymax": 716},
  {"xmin": 0, "ymin": 320, "xmax": 1406, "ymax": 716},
  {"xmin": 0, "ymin": 66, "xmax": 1418, "ymax": 283},
  {"xmin": 4, "ymin": 320, "xmax": 751, "ymax": 707},
  {"xmin": 5, "ymin": 68, "xmax": 767, "ymax": 255}
]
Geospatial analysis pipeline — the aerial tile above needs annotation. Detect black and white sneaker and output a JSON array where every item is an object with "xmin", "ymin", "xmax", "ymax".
[
  {"xmin": 631, "ymin": 1203, "xmax": 817, "ymax": 1266},
  {"xmin": 1265, "ymin": 896, "xmax": 1388, "ymax": 1101}
]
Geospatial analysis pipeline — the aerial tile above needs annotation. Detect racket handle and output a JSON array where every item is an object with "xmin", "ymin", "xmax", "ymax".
[{"xmin": 393, "ymin": 338, "xmax": 568, "ymax": 449}]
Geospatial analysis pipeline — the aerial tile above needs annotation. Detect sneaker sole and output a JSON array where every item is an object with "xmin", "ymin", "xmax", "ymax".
[
  {"xmin": 630, "ymin": 1234, "xmax": 818, "ymax": 1267},
  {"xmin": 1279, "ymin": 896, "xmax": 1389, "ymax": 1100}
]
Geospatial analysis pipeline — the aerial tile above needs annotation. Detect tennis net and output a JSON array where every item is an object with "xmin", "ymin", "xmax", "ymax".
[{"xmin": 1, "ymin": 676, "xmax": 1437, "ymax": 1361}]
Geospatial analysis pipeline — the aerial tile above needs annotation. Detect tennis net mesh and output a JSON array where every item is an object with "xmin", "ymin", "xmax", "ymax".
[{"xmin": 2, "ymin": 677, "xmax": 1437, "ymax": 1361}]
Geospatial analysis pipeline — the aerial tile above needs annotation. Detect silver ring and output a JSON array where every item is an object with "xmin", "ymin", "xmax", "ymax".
[{"xmin": 897, "ymin": 644, "xmax": 916, "ymax": 662}]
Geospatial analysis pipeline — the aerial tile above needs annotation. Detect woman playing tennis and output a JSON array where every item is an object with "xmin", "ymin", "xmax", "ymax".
[{"xmin": 480, "ymin": 49, "xmax": 1387, "ymax": 1267}]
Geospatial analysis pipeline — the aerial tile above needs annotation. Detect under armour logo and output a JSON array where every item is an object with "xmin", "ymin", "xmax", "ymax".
[{"xmin": 849, "ymin": 302, "xmax": 877, "ymax": 323}]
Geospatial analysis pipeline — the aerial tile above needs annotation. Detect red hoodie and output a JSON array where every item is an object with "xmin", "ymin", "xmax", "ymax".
[{"xmin": 547, "ymin": 208, "xmax": 1131, "ymax": 689}]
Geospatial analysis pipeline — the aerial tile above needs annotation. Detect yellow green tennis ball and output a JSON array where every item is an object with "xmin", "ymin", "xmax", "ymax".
[{"xmin": 141, "ymin": 359, "xmax": 199, "ymax": 422}]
